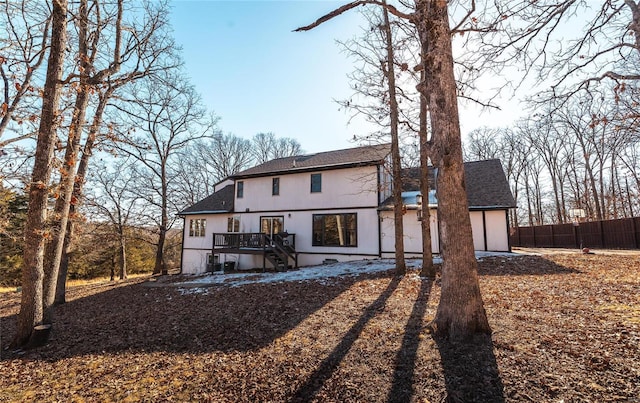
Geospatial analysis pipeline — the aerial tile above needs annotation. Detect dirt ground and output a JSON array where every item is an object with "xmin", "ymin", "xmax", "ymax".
[{"xmin": 1, "ymin": 252, "xmax": 639, "ymax": 402}]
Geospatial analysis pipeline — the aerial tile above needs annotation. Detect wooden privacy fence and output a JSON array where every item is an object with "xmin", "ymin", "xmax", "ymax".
[{"xmin": 510, "ymin": 217, "xmax": 640, "ymax": 249}]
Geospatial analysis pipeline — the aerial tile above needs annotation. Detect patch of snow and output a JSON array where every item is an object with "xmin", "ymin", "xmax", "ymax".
[
  {"xmin": 173, "ymin": 251, "xmax": 523, "ymax": 289},
  {"xmin": 475, "ymin": 250, "xmax": 522, "ymax": 260}
]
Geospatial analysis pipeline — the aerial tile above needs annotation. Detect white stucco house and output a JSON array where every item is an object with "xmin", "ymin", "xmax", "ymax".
[{"xmin": 178, "ymin": 144, "xmax": 516, "ymax": 274}]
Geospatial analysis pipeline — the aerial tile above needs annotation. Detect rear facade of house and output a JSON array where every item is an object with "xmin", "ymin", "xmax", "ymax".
[{"xmin": 179, "ymin": 144, "xmax": 515, "ymax": 274}]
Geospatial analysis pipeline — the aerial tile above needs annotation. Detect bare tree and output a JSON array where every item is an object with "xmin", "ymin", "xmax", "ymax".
[
  {"xmin": 174, "ymin": 131, "xmax": 252, "ymax": 206},
  {"xmin": 113, "ymin": 71, "xmax": 211, "ymax": 275},
  {"xmin": 0, "ymin": 0, "xmax": 50, "ymax": 145},
  {"xmin": 85, "ymin": 158, "xmax": 142, "ymax": 280},
  {"xmin": 271, "ymin": 137, "xmax": 303, "ymax": 159},
  {"xmin": 13, "ymin": 0, "xmax": 69, "ymax": 348},
  {"xmin": 42, "ymin": 0, "xmax": 127, "ymax": 323},
  {"xmin": 53, "ymin": 0, "xmax": 180, "ymax": 303},
  {"xmin": 297, "ymin": 0, "xmax": 492, "ymax": 339},
  {"xmin": 464, "ymin": 127, "xmax": 501, "ymax": 161},
  {"xmin": 379, "ymin": 2, "xmax": 407, "ymax": 275},
  {"xmin": 251, "ymin": 132, "xmax": 302, "ymax": 164},
  {"xmin": 336, "ymin": 7, "xmax": 422, "ymax": 274}
]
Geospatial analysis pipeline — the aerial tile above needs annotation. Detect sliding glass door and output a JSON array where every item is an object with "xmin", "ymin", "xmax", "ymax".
[{"xmin": 260, "ymin": 216, "xmax": 284, "ymax": 238}]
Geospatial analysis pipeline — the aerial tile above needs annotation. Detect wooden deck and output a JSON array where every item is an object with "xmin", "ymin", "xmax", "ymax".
[{"xmin": 212, "ymin": 232, "xmax": 298, "ymax": 271}]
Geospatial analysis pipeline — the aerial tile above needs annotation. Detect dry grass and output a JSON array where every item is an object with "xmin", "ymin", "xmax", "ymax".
[
  {"xmin": 0, "ymin": 273, "xmax": 151, "ymax": 294},
  {"xmin": 0, "ymin": 253, "xmax": 638, "ymax": 402}
]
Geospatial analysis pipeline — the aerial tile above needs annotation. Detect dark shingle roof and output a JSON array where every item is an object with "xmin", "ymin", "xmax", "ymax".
[
  {"xmin": 232, "ymin": 143, "xmax": 391, "ymax": 179},
  {"xmin": 399, "ymin": 159, "xmax": 515, "ymax": 209},
  {"xmin": 179, "ymin": 184, "xmax": 234, "ymax": 215},
  {"xmin": 463, "ymin": 159, "xmax": 516, "ymax": 208}
]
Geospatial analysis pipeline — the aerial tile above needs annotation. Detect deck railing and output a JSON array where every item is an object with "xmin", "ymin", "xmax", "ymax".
[
  {"xmin": 213, "ymin": 232, "xmax": 298, "ymax": 270},
  {"xmin": 213, "ymin": 232, "xmax": 296, "ymax": 250}
]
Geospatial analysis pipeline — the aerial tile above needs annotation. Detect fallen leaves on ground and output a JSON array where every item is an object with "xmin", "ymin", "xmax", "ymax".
[{"xmin": 1, "ymin": 253, "xmax": 639, "ymax": 402}]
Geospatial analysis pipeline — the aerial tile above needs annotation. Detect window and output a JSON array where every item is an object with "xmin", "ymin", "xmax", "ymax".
[
  {"xmin": 310, "ymin": 173, "xmax": 321, "ymax": 193},
  {"xmin": 236, "ymin": 181, "xmax": 244, "ymax": 198},
  {"xmin": 272, "ymin": 177, "xmax": 280, "ymax": 196},
  {"xmin": 189, "ymin": 218, "xmax": 206, "ymax": 237},
  {"xmin": 227, "ymin": 216, "xmax": 240, "ymax": 232},
  {"xmin": 312, "ymin": 213, "xmax": 357, "ymax": 247}
]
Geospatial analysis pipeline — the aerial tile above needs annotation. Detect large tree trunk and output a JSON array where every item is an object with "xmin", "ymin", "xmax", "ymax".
[
  {"xmin": 417, "ymin": 0, "xmax": 490, "ymax": 340},
  {"xmin": 13, "ymin": 0, "xmax": 68, "ymax": 348},
  {"xmin": 43, "ymin": 85, "xmax": 89, "ymax": 322},
  {"xmin": 381, "ymin": 2, "xmax": 406, "ymax": 275},
  {"xmin": 43, "ymin": 0, "xmax": 91, "ymax": 323}
]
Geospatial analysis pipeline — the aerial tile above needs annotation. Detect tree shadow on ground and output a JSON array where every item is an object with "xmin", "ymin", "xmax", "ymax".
[
  {"xmin": 1, "ymin": 272, "xmax": 386, "ymax": 360},
  {"xmin": 290, "ymin": 276, "xmax": 402, "ymax": 402},
  {"xmin": 435, "ymin": 334, "xmax": 505, "ymax": 403},
  {"xmin": 476, "ymin": 255, "xmax": 581, "ymax": 276},
  {"xmin": 387, "ymin": 278, "xmax": 433, "ymax": 402}
]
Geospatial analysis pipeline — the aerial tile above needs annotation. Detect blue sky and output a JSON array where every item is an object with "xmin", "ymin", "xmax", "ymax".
[{"xmin": 168, "ymin": 1, "xmax": 520, "ymax": 154}]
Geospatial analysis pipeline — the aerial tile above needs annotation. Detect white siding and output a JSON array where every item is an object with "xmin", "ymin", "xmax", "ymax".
[
  {"xmin": 380, "ymin": 209, "xmax": 439, "ymax": 257},
  {"xmin": 182, "ymin": 206, "xmax": 382, "ymax": 274},
  {"xmin": 469, "ymin": 211, "xmax": 486, "ymax": 251},
  {"xmin": 381, "ymin": 208, "xmax": 510, "ymax": 256},
  {"xmin": 216, "ymin": 208, "xmax": 380, "ymax": 269},
  {"xmin": 234, "ymin": 166, "xmax": 380, "ymax": 213},
  {"xmin": 181, "ymin": 214, "xmax": 228, "ymax": 274},
  {"xmin": 485, "ymin": 210, "xmax": 509, "ymax": 251}
]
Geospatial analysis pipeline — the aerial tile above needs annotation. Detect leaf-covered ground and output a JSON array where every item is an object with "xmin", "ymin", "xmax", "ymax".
[{"xmin": 1, "ymin": 252, "xmax": 639, "ymax": 402}]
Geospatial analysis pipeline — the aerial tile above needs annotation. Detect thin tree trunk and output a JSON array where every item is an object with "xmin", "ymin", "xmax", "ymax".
[
  {"xmin": 587, "ymin": 158, "xmax": 602, "ymax": 220},
  {"xmin": 610, "ymin": 155, "xmax": 619, "ymax": 218},
  {"xmin": 418, "ymin": 69, "xmax": 434, "ymax": 278},
  {"xmin": 119, "ymin": 225, "xmax": 127, "ymax": 280},
  {"xmin": 381, "ymin": 2, "xmax": 406, "ymax": 275},
  {"xmin": 154, "ymin": 168, "xmax": 169, "ymax": 275},
  {"xmin": 417, "ymin": 0, "xmax": 490, "ymax": 340},
  {"xmin": 154, "ymin": 227, "xmax": 166, "ymax": 275},
  {"xmin": 54, "ymin": 228, "xmax": 71, "ymax": 304},
  {"xmin": 110, "ymin": 252, "xmax": 116, "ymax": 281},
  {"xmin": 524, "ymin": 168, "xmax": 534, "ymax": 226},
  {"xmin": 626, "ymin": 177, "xmax": 635, "ymax": 217},
  {"xmin": 55, "ymin": 86, "xmax": 114, "ymax": 304},
  {"xmin": 13, "ymin": 0, "xmax": 68, "ymax": 348}
]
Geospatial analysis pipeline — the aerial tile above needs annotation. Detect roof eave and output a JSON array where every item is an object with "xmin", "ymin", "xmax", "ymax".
[
  {"xmin": 231, "ymin": 159, "xmax": 386, "ymax": 180},
  {"xmin": 178, "ymin": 209, "xmax": 232, "ymax": 216}
]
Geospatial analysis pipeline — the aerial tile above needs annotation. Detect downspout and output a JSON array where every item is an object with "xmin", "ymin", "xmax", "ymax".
[
  {"xmin": 377, "ymin": 164, "xmax": 383, "ymax": 257},
  {"xmin": 178, "ymin": 215, "xmax": 185, "ymax": 274},
  {"xmin": 506, "ymin": 209, "xmax": 512, "ymax": 252},
  {"xmin": 377, "ymin": 211, "xmax": 382, "ymax": 258},
  {"xmin": 482, "ymin": 211, "xmax": 488, "ymax": 251}
]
